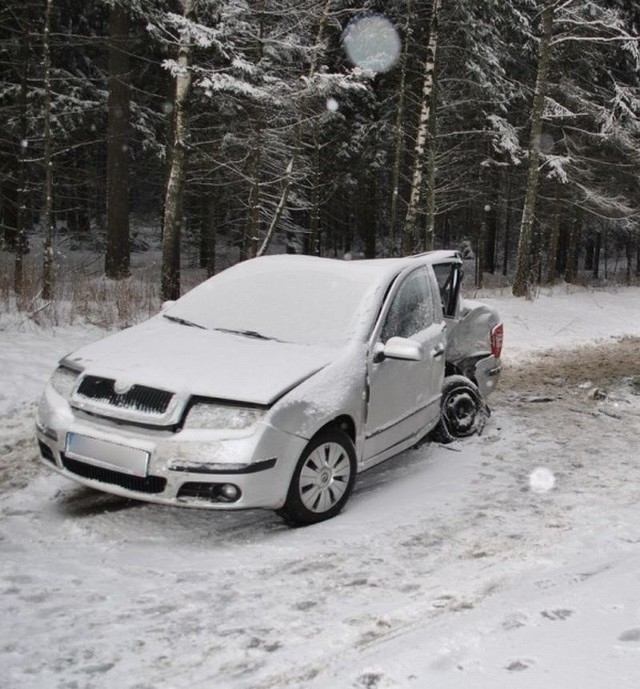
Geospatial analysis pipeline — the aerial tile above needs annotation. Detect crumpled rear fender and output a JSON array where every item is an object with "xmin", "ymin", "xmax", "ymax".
[
  {"xmin": 444, "ymin": 298, "xmax": 501, "ymax": 397},
  {"xmin": 445, "ymin": 299, "xmax": 500, "ymax": 363}
]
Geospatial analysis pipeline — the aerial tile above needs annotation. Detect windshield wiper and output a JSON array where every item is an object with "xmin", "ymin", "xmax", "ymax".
[
  {"xmin": 214, "ymin": 327, "xmax": 278, "ymax": 341},
  {"xmin": 163, "ymin": 314, "xmax": 206, "ymax": 329}
]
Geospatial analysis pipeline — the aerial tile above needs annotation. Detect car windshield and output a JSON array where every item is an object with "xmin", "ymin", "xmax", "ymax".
[{"xmin": 164, "ymin": 256, "xmax": 388, "ymax": 347}]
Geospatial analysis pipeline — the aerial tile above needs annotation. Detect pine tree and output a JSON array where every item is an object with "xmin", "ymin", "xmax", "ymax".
[{"xmin": 512, "ymin": 0, "xmax": 555, "ymax": 298}]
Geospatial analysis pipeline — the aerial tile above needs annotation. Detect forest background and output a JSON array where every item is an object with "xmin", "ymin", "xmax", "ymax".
[{"xmin": 1, "ymin": 0, "xmax": 640, "ymax": 307}]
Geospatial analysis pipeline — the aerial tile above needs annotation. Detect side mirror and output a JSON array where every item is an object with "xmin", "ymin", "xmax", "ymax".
[{"xmin": 376, "ymin": 337, "xmax": 423, "ymax": 362}]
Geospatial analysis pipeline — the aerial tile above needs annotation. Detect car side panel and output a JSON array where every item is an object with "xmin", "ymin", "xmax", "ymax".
[{"xmin": 362, "ymin": 322, "xmax": 444, "ymax": 465}]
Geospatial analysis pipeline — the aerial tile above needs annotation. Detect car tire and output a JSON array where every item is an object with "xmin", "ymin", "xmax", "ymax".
[
  {"xmin": 431, "ymin": 375, "xmax": 487, "ymax": 444},
  {"xmin": 277, "ymin": 428, "xmax": 356, "ymax": 526}
]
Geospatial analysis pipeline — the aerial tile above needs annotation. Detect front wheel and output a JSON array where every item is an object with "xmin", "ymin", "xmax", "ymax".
[
  {"xmin": 277, "ymin": 428, "xmax": 356, "ymax": 526},
  {"xmin": 431, "ymin": 375, "xmax": 487, "ymax": 444}
]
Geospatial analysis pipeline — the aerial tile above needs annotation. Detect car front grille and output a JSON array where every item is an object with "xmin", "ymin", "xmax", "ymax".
[
  {"xmin": 76, "ymin": 376, "xmax": 174, "ymax": 415},
  {"xmin": 61, "ymin": 454, "xmax": 167, "ymax": 494}
]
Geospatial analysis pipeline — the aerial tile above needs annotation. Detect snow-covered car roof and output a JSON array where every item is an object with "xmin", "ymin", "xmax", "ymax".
[
  {"xmin": 352, "ymin": 249, "xmax": 461, "ymax": 270},
  {"xmin": 415, "ymin": 249, "xmax": 462, "ymax": 265}
]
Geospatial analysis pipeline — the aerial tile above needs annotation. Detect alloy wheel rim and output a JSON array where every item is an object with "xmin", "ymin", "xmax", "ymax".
[{"xmin": 299, "ymin": 442, "xmax": 351, "ymax": 513}]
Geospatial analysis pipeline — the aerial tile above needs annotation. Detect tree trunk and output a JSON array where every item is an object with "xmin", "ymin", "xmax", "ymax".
[
  {"xmin": 2, "ymin": 180, "xmax": 18, "ymax": 251},
  {"xmin": 476, "ymin": 211, "xmax": 485, "ymax": 289},
  {"xmin": 363, "ymin": 179, "xmax": 377, "ymax": 259},
  {"xmin": 105, "ymin": 3, "xmax": 131, "ymax": 279},
  {"xmin": 501, "ymin": 171, "xmax": 511, "ymax": 277},
  {"xmin": 42, "ymin": 0, "xmax": 55, "ymax": 301},
  {"xmin": 483, "ymin": 202, "xmax": 497, "ymax": 275},
  {"xmin": 592, "ymin": 229, "xmax": 601, "ymax": 279},
  {"xmin": 565, "ymin": 208, "xmax": 581, "ymax": 283},
  {"xmin": 388, "ymin": 0, "xmax": 412, "ymax": 255},
  {"xmin": 14, "ymin": 3, "xmax": 31, "ymax": 295},
  {"xmin": 402, "ymin": 0, "xmax": 442, "ymax": 255},
  {"xmin": 204, "ymin": 197, "xmax": 217, "ymax": 277},
  {"xmin": 161, "ymin": 0, "xmax": 194, "ymax": 301},
  {"xmin": 246, "ymin": 138, "xmax": 262, "ymax": 259},
  {"xmin": 308, "ymin": 125, "xmax": 321, "ymax": 256},
  {"xmin": 512, "ymin": 0, "xmax": 555, "ymax": 297},
  {"xmin": 530, "ymin": 218, "xmax": 543, "ymax": 288},
  {"xmin": 584, "ymin": 235, "xmax": 594, "ymax": 271},
  {"xmin": 424, "ymin": 78, "xmax": 438, "ymax": 252},
  {"xmin": 546, "ymin": 185, "xmax": 561, "ymax": 283}
]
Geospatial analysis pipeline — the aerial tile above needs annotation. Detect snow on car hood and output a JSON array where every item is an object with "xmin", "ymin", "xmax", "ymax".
[{"xmin": 63, "ymin": 316, "xmax": 337, "ymax": 406}]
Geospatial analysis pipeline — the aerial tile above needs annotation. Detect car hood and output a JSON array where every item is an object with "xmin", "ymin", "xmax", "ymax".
[{"xmin": 63, "ymin": 316, "xmax": 338, "ymax": 406}]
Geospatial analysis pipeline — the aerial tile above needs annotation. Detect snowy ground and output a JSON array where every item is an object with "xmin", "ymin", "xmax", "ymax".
[{"xmin": 2, "ymin": 284, "xmax": 640, "ymax": 689}]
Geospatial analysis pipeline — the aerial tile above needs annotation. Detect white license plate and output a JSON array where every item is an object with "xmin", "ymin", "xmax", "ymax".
[{"xmin": 65, "ymin": 433, "xmax": 149, "ymax": 477}]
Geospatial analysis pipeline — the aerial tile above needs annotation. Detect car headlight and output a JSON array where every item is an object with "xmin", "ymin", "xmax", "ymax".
[
  {"xmin": 50, "ymin": 365, "xmax": 81, "ymax": 399},
  {"xmin": 184, "ymin": 402, "xmax": 265, "ymax": 430}
]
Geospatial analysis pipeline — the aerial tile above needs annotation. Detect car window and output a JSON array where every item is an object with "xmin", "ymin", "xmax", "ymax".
[
  {"xmin": 432, "ymin": 262, "xmax": 461, "ymax": 318},
  {"xmin": 380, "ymin": 268, "xmax": 434, "ymax": 342}
]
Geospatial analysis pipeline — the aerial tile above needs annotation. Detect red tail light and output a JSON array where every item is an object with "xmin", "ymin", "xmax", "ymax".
[{"xmin": 491, "ymin": 323, "xmax": 504, "ymax": 358}]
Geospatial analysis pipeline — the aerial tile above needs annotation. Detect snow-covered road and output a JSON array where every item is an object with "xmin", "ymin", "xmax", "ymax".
[{"xmin": 2, "ymin": 284, "xmax": 640, "ymax": 689}]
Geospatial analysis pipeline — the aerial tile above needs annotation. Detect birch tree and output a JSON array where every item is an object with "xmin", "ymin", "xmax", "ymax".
[
  {"xmin": 401, "ymin": 0, "xmax": 442, "ymax": 255},
  {"xmin": 161, "ymin": 0, "xmax": 194, "ymax": 301}
]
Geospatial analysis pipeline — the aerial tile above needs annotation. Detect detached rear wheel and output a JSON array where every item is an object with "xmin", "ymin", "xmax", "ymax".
[
  {"xmin": 278, "ymin": 428, "xmax": 356, "ymax": 526},
  {"xmin": 432, "ymin": 375, "xmax": 487, "ymax": 443}
]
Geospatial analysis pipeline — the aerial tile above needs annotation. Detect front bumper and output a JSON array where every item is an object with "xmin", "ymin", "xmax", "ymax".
[{"xmin": 35, "ymin": 387, "xmax": 306, "ymax": 511}]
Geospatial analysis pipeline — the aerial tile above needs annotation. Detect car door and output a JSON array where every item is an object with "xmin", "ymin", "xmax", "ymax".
[{"xmin": 362, "ymin": 266, "xmax": 445, "ymax": 466}]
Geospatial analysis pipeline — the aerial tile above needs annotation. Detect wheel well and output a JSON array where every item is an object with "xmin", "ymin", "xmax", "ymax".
[
  {"xmin": 445, "ymin": 361, "xmax": 477, "ymax": 388},
  {"xmin": 328, "ymin": 415, "xmax": 356, "ymax": 443},
  {"xmin": 445, "ymin": 362, "xmax": 458, "ymax": 377}
]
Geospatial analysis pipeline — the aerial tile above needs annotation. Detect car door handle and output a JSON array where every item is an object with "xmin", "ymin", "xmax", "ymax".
[{"xmin": 431, "ymin": 343, "xmax": 445, "ymax": 359}]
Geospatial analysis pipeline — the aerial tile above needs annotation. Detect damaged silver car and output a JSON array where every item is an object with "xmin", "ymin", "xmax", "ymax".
[{"xmin": 36, "ymin": 251, "xmax": 502, "ymax": 525}]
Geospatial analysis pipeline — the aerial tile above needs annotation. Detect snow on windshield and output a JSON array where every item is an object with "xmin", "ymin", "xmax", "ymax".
[{"xmin": 166, "ymin": 255, "xmax": 388, "ymax": 347}]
